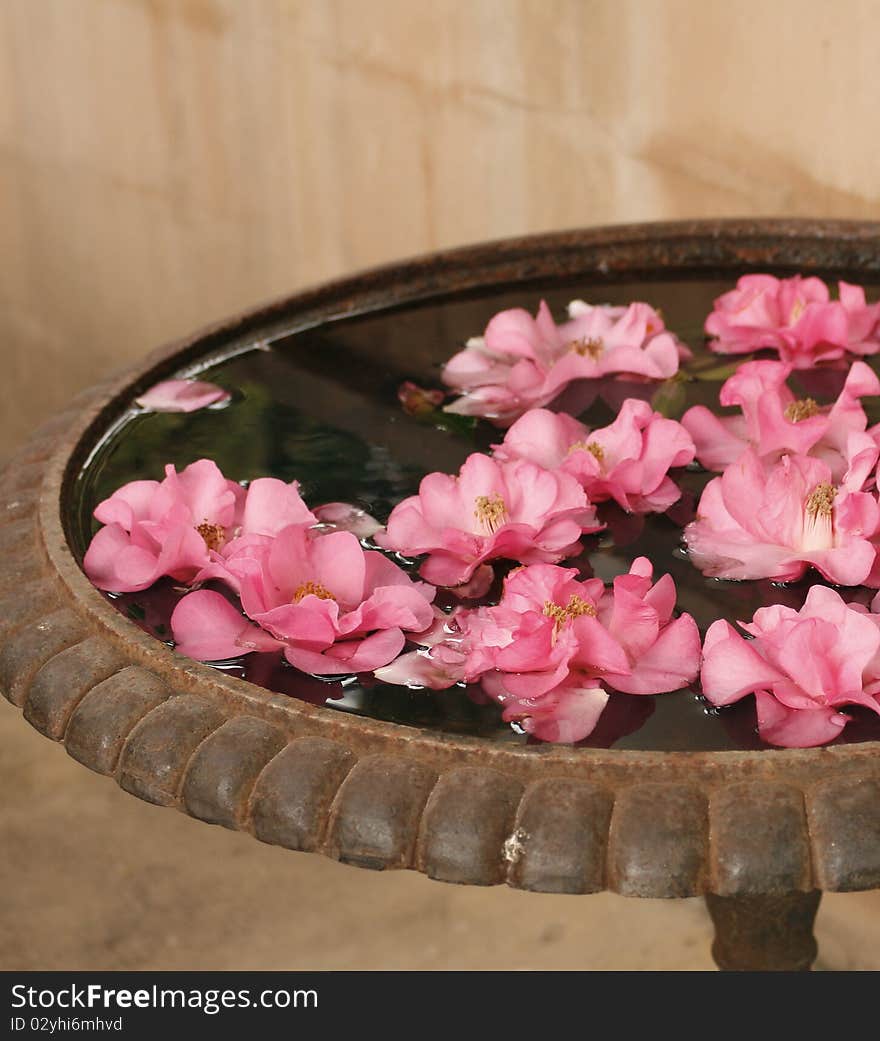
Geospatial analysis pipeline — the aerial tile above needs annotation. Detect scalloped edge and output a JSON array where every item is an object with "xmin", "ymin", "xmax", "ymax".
[{"xmin": 2, "ymin": 219, "xmax": 880, "ymax": 898}]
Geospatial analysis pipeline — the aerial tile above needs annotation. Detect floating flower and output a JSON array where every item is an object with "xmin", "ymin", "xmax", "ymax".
[
  {"xmin": 171, "ymin": 524, "xmax": 436, "ymax": 674},
  {"xmin": 376, "ymin": 559, "xmax": 700, "ymax": 743},
  {"xmin": 682, "ymin": 359, "xmax": 880, "ymax": 480},
  {"xmin": 705, "ymin": 275, "xmax": 880, "ymax": 368},
  {"xmin": 493, "ymin": 401, "xmax": 695, "ymax": 514},
  {"xmin": 374, "ymin": 452, "xmax": 600, "ymax": 586},
  {"xmin": 376, "ymin": 565, "xmax": 619, "ymax": 742},
  {"xmin": 135, "ymin": 379, "xmax": 231, "ymax": 413},
  {"xmin": 596, "ymin": 557, "xmax": 703, "ymax": 695},
  {"xmin": 442, "ymin": 299, "xmax": 687, "ymax": 425},
  {"xmin": 84, "ymin": 460, "xmax": 245, "ymax": 593},
  {"xmin": 83, "ymin": 461, "xmax": 314, "ymax": 593},
  {"xmin": 683, "ymin": 449, "xmax": 880, "ymax": 586},
  {"xmin": 701, "ymin": 584, "xmax": 880, "ymax": 747}
]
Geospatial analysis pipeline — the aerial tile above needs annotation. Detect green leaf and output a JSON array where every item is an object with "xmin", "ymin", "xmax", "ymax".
[
  {"xmin": 424, "ymin": 411, "xmax": 479, "ymax": 437},
  {"xmin": 690, "ymin": 358, "xmax": 752, "ymax": 382},
  {"xmin": 651, "ymin": 378, "xmax": 688, "ymax": 419}
]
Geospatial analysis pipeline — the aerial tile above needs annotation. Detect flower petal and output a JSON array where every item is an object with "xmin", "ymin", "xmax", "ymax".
[
  {"xmin": 135, "ymin": 379, "xmax": 231, "ymax": 413},
  {"xmin": 284, "ymin": 628, "xmax": 405, "ymax": 675},
  {"xmin": 701, "ymin": 619, "xmax": 785, "ymax": 706},
  {"xmin": 500, "ymin": 681, "xmax": 610, "ymax": 744},
  {"xmin": 755, "ymin": 691, "xmax": 848, "ymax": 748},
  {"xmin": 171, "ymin": 590, "xmax": 276, "ymax": 661},
  {"xmin": 241, "ymin": 478, "xmax": 316, "ymax": 536},
  {"xmin": 374, "ymin": 648, "xmax": 466, "ymax": 689},
  {"xmin": 606, "ymin": 613, "xmax": 701, "ymax": 694},
  {"xmin": 312, "ymin": 501, "xmax": 384, "ymax": 538}
]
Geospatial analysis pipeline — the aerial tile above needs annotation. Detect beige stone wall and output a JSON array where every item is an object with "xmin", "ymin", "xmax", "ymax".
[{"xmin": 2, "ymin": 0, "xmax": 880, "ymax": 451}]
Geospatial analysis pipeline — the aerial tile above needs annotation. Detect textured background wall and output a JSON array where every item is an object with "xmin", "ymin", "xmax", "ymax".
[{"xmin": 2, "ymin": 0, "xmax": 880, "ymax": 451}]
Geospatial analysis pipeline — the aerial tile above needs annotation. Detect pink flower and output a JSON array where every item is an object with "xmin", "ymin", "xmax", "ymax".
[
  {"xmin": 595, "ymin": 557, "xmax": 703, "ymax": 695},
  {"xmin": 171, "ymin": 524, "xmax": 436, "ymax": 673},
  {"xmin": 705, "ymin": 275, "xmax": 880, "ymax": 368},
  {"xmin": 377, "ymin": 565, "xmax": 619, "ymax": 742},
  {"xmin": 374, "ymin": 452, "xmax": 601, "ymax": 586},
  {"xmin": 684, "ymin": 449, "xmax": 880, "ymax": 586},
  {"xmin": 84, "ymin": 460, "xmax": 245, "ymax": 592},
  {"xmin": 442, "ymin": 299, "xmax": 687, "ymax": 425},
  {"xmin": 701, "ymin": 584, "xmax": 880, "ymax": 747},
  {"xmin": 376, "ymin": 559, "xmax": 700, "ymax": 743},
  {"xmin": 682, "ymin": 359, "xmax": 880, "ymax": 481},
  {"xmin": 493, "ymin": 401, "xmax": 695, "ymax": 513},
  {"xmin": 135, "ymin": 379, "xmax": 231, "ymax": 412},
  {"xmin": 83, "ymin": 461, "xmax": 314, "ymax": 593}
]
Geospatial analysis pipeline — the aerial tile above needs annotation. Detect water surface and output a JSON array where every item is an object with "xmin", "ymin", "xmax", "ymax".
[{"xmin": 69, "ymin": 277, "xmax": 880, "ymax": 751}]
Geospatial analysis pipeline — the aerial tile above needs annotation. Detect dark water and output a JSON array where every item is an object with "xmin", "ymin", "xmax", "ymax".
[{"xmin": 68, "ymin": 277, "xmax": 880, "ymax": 751}]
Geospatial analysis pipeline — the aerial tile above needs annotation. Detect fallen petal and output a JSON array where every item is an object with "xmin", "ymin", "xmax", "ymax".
[
  {"xmin": 312, "ymin": 502, "xmax": 385, "ymax": 539},
  {"xmin": 135, "ymin": 379, "xmax": 231, "ymax": 413}
]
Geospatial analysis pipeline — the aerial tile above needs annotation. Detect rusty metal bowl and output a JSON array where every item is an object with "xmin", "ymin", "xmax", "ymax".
[{"xmin": 4, "ymin": 219, "xmax": 880, "ymax": 971}]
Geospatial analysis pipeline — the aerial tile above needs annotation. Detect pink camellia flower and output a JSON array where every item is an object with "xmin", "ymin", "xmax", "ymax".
[
  {"xmin": 376, "ymin": 558, "xmax": 700, "ymax": 743},
  {"xmin": 682, "ymin": 358, "xmax": 880, "ymax": 480},
  {"xmin": 374, "ymin": 452, "xmax": 601, "ymax": 587},
  {"xmin": 684, "ymin": 448, "xmax": 880, "ymax": 586},
  {"xmin": 135, "ymin": 379, "xmax": 231, "ymax": 412},
  {"xmin": 83, "ymin": 461, "xmax": 314, "ymax": 593},
  {"xmin": 84, "ymin": 460, "xmax": 245, "ymax": 593},
  {"xmin": 701, "ymin": 584, "xmax": 880, "ymax": 747},
  {"xmin": 376, "ymin": 565, "xmax": 619, "ymax": 741},
  {"xmin": 596, "ymin": 557, "xmax": 703, "ymax": 695},
  {"xmin": 493, "ymin": 401, "xmax": 695, "ymax": 514},
  {"xmin": 705, "ymin": 275, "xmax": 880, "ymax": 368},
  {"xmin": 442, "ymin": 299, "xmax": 687, "ymax": 425},
  {"xmin": 171, "ymin": 524, "xmax": 436, "ymax": 674}
]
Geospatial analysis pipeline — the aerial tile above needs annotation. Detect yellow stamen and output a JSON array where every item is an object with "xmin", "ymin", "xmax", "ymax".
[
  {"xmin": 543, "ymin": 594, "xmax": 597, "ymax": 631},
  {"xmin": 474, "ymin": 493, "xmax": 508, "ymax": 533},
  {"xmin": 196, "ymin": 522, "xmax": 226, "ymax": 552},
  {"xmin": 790, "ymin": 298, "xmax": 806, "ymax": 323},
  {"xmin": 567, "ymin": 440, "xmax": 605, "ymax": 463},
  {"xmin": 293, "ymin": 581, "xmax": 335, "ymax": 603},
  {"xmin": 569, "ymin": 336, "xmax": 604, "ymax": 359},
  {"xmin": 565, "ymin": 594, "xmax": 596, "ymax": 618},
  {"xmin": 805, "ymin": 483, "xmax": 836, "ymax": 518},
  {"xmin": 784, "ymin": 398, "xmax": 820, "ymax": 422}
]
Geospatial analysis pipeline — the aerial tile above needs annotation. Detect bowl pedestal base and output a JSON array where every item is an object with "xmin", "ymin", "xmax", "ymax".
[{"xmin": 706, "ymin": 891, "xmax": 821, "ymax": 971}]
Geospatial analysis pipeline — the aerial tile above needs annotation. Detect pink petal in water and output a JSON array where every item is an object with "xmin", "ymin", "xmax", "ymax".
[
  {"xmin": 312, "ymin": 502, "xmax": 385, "ymax": 539},
  {"xmin": 135, "ymin": 379, "xmax": 231, "ymax": 413}
]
